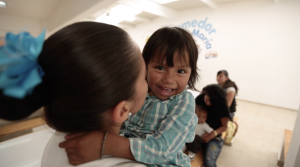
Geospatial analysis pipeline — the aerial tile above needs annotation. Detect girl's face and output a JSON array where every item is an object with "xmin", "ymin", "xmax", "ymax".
[
  {"xmin": 128, "ymin": 49, "xmax": 148, "ymax": 115},
  {"xmin": 216, "ymin": 73, "xmax": 228, "ymax": 86},
  {"xmin": 204, "ymin": 94, "xmax": 212, "ymax": 106},
  {"xmin": 147, "ymin": 52, "xmax": 191, "ymax": 100}
]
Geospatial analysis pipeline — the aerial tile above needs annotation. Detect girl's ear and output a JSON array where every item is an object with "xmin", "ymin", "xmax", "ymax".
[{"xmin": 111, "ymin": 101, "xmax": 131, "ymax": 124}]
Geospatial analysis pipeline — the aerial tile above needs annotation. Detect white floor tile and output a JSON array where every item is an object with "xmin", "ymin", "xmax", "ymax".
[
  {"xmin": 236, "ymin": 152, "xmax": 269, "ymax": 167},
  {"xmin": 268, "ymin": 151, "xmax": 279, "ymax": 166},
  {"xmin": 218, "ymin": 145, "xmax": 242, "ymax": 166},
  {"xmin": 216, "ymin": 157, "xmax": 236, "ymax": 167},
  {"xmin": 216, "ymin": 100, "xmax": 297, "ymax": 167}
]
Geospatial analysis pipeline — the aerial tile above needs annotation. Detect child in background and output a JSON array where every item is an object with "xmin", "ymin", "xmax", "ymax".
[{"xmin": 186, "ymin": 105, "xmax": 213, "ymax": 160}]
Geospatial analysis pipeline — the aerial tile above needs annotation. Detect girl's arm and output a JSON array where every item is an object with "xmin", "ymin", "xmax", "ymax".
[
  {"xmin": 226, "ymin": 91, "xmax": 235, "ymax": 107},
  {"xmin": 202, "ymin": 117, "xmax": 228, "ymax": 143}
]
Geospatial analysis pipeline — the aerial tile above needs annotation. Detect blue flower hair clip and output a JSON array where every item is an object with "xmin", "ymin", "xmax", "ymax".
[{"xmin": 0, "ymin": 30, "xmax": 46, "ymax": 99}]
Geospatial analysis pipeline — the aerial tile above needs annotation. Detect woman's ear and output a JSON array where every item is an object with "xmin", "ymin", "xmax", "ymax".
[{"xmin": 111, "ymin": 101, "xmax": 131, "ymax": 124}]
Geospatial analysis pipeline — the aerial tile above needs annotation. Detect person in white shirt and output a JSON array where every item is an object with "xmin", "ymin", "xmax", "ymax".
[
  {"xmin": 216, "ymin": 70, "xmax": 238, "ymax": 120},
  {"xmin": 186, "ymin": 105, "xmax": 213, "ymax": 160}
]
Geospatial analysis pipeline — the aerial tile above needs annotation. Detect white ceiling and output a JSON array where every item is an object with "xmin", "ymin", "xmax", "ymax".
[
  {"xmin": 0, "ymin": 0, "xmax": 60, "ymax": 19},
  {"xmin": 117, "ymin": 0, "xmax": 266, "ymax": 27},
  {"xmin": 163, "ymin": 0, "xmax": 207, "ymax": 10},
  {"xmin": 137, "ymin": 11, "xmax": 158, "ymax": 20},
  {"xmin": 0, "ymin": 0, "xmax": 274, "ymax": 30},
  {"xmin": 163, "ymin": 0, "xmax": 262, "ymax": 11}
]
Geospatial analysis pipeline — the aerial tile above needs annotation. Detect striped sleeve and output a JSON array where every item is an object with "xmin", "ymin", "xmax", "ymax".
[{"xmin": 129, "ymin": 92, "xmax": 197, "ymax": 165}]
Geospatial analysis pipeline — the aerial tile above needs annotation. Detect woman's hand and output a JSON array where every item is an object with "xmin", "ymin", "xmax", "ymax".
[
  {"xmin": 59, "ymin": 131, "xmax": 105, "ymax": 166},
  {"xmin": 201, "ymin": 132, "xmax": 215, "ymax": 143}
]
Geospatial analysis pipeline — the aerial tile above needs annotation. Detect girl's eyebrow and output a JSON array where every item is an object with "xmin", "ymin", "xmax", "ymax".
[
  {"xmin": 152, "ymin": 61, "xmax": 164, "ymax": 66},
  {"xmin": 176, "ymin": 65, "xmax": 189, "ymax": 68},
  {"xmin": 152, "ymin": 61, "xmax": 190, "ymax": 68},
  {"xmin": 175, "ymin": 64, "xmax": 190, "ymax": 68}
]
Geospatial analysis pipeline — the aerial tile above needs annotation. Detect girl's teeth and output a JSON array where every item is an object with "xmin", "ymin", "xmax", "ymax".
[{"xmin": 160, "ymin": 86, "xmax": 172, "ymax": 92}]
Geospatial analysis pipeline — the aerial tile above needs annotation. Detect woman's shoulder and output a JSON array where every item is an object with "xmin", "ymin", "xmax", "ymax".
[{"xmin": 225, "ymin": 87, "xmax": 236, "ymax": 93}]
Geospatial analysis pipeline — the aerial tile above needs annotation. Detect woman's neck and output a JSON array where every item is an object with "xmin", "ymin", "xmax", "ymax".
[{"xmin": 107, "ymin": 124, "xmax": 122, "ymax": 135}]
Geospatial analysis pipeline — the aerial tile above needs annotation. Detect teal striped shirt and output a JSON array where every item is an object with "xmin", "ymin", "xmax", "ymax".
[{"xmin": 120, "ymin": 89, "xmax": 197, "ymax": 167}]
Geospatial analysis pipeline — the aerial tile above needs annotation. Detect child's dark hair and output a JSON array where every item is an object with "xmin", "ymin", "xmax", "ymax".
[
  {"xmin": 0, "ymin": 22, "xmax": 141, "ymax": 133},
  {"xmin": 142, "ymin": 27, "xmax": 199, "ymax": 90},
  {"xmin": 196, "ymin": 105, "xmax": 208, "ymax": 114},
  {"xmin": 217, "ymin": 70, "xmax": 238, "ymax": 94},
  {"xmin": 195, "ymin": 84, "xmax": 231, "ymax": 120}
]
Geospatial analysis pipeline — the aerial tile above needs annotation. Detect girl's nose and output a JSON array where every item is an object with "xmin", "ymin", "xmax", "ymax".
[{"xmin": 163, "ymin": 71, "xmax": 175, "ymax": 84}]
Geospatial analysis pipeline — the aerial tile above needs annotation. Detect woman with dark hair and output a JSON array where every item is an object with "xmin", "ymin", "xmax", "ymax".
[
  {"xmin": 195, "ymin": 84, "xmax": 230, "ymax": 167},
  {"xmin": 58, "ymin": 26, "xmax": 200, "ymax": 167},
  {"xmin": 217, "ymin": 70, "xmax": 238, "ymax": 119},
  {"xmin": 0, "ymin": 25, "xmax": 199, "ymax": 167},
  {"xmin": 0, "ymin": 22, "xmax": 148, "ymax": 166}
]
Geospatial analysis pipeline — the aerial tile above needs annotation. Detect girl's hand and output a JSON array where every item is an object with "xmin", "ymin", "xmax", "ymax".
[
  {"xmin": 201, "ymin": 132, "xmax": 215, "ymax": 143},
  {"xmin": 59, "ymin": 131, "xmax": 105, "ymax": 166},
  {"xmin": 201, "ymin": 133, "xmax": 209, "ymax": 138}
]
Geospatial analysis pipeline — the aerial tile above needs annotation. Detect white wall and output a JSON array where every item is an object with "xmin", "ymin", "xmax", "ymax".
[
  {"xmin": 127, "ymin": 0, "xmax": 300, "ymax": 110},
  {"xmin": 285, "ymin": 105, "xmax": 300, "ymax": 167},
  {"xmin": 0, "ymin": 14, "xmax": 44, "ymax": 37}
]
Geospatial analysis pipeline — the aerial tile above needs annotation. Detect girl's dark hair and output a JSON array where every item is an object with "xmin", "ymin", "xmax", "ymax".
[
  {"xmin": 196, "ymin": 105, "xmax": 208, "ymax": 114},
  {"xmin": 195, "ymin": 84, "xmax": 231, "ymax": 120},
  {"xmin": 142, "ymin": 27, "xmax": 199, "ymax": 90},
  {"xmin": 0, "ymin": 22, "xmax": 141, "ymax": 133},
  {"xmin": 217, "ymin": 70, "xmax": 238, "ymax": 94}
]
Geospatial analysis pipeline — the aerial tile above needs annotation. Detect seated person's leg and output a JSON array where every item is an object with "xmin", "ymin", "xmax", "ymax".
[
  {"xmin": 186, "ymin": 135, "xmax": 202, "ymax": 160},
  {"xmin": 186, "ymin": 135, "xmax": 202, "ymax": 153},
  {"xmin": 203, "ymin": 137, "xmax": 224, "ymax": 167}
]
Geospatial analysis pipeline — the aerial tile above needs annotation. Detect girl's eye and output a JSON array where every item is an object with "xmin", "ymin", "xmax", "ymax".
[
  {"xmin": 178, "ymin": 69, "xmax": 186, "ymax": 74},
  {"xmin": 155, "ymin": 66, "xmax": 165, "ymax": 70}
]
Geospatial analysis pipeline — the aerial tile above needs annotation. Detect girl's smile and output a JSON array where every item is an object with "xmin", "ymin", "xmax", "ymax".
[
  {"xmin": 157, "ymin": 85, "xmax": 175, "ymax": 96},
  {"xmin": 147, "ymin": 52, "xmax": 191, "ymax": 100}
]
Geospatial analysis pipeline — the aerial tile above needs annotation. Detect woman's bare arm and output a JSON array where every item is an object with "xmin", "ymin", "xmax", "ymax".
[
  {"xmin": 215, "ymin": 117, "xmax": 228, "ymax": 135},
  {"xmin": 105, "ymin": 133, "xmax": 135, "ymax": 160},
  {"xmin": 226, "ymin": 91, "xmax": 235, "ymax": 107}
]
